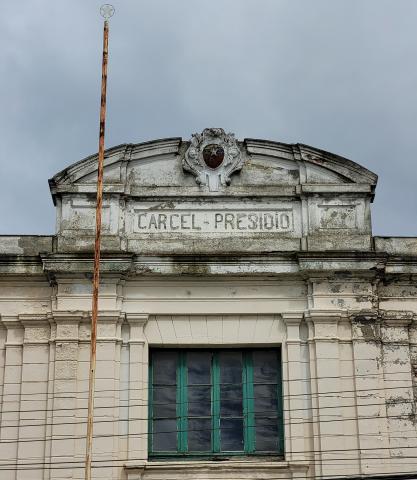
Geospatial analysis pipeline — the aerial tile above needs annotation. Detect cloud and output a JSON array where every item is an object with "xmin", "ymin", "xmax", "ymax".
[{"xmin": 1, "ymin": 0, "xmax": 416, "ymax": 235}]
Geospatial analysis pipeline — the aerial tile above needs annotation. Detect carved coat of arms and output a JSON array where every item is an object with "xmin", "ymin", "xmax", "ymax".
[{"xmin": 183, "ymin": 128, "xmax": 244, "ymax": 191}]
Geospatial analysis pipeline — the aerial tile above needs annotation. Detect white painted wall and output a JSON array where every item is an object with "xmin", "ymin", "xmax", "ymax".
[{"xmin": 0, "ymin": 277, "xmax": 416, "ymax": 480}]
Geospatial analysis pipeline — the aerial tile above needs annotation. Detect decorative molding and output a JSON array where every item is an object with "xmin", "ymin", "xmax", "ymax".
[
  {"xmin": 19, "ymin": 314, "xmax": 51, "ymax": 344},
  {"xmin": 304, "ymin": 310, "xmax": 347, "ymax": 342},
  {"xmin": 18, "ymin": 313, "xmax": 50, "ymax": 326},
  {"xmin": 281, "ymin": 312, "xmax": 304, "ymax": 324},
  {"xmin": 126, "ymin": 313, "xmax": 149, "ymax": 325},
  {"xmin": 304, "ymin": 309, "xmax": 347, "ymax": 323},
  {"xmin": 51, "ymin": 311, "xmax": 87, "ymax": 324},
  {"xmin": 183, "ymin": 128, "xmax": 244, "ymax": 191},
  {"xmin": 282, "ymin": 312, "xmax": 304, "ymax": 343},
  {"xmin": 380, "ymin": 309, "xmax": 415, "ymax": 327},
  {"xmin": 1, "ymin": 315, "xmax": 24, "ymax": 346},
  {"xmin": 1, "ymin": 315, "xmax": 21, "ymax": 329},
  {"xmin": 41, "ymin": 253, "xmax": 134, "ymax": 275},
  {"xmin": 126, "ymin": 313, "xmax": 149, "ymax": 344}
]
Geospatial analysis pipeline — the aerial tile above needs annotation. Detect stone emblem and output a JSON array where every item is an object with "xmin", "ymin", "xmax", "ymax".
[
  {"xmin": 183, "ymin": 128, "xmax": 244, "ymax": 191},
  {"xmin": 203, "ymin": 144, "xmax": 225, "ymax": 169}
]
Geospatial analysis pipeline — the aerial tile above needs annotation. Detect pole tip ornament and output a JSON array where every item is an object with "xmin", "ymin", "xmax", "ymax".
[{"xmin": 100, "ymin": 4, "xmax": 115, "ymax": 20}]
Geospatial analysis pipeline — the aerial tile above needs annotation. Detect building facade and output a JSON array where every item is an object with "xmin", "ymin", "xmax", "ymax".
[{"xmin": 0, "ymin": 128, "xmax": 417, "ymax": 479}]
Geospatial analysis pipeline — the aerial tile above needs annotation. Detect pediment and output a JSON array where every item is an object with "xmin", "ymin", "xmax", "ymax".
[
  {"xmin": 49, "ymin": 129, "xmax": 377, "ymax": 254},
  {"xmin": 49, "ymin": 130, "xmax": 377, "ymax": 201}
]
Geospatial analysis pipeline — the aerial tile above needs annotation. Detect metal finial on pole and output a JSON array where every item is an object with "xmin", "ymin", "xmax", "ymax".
[
  {"xmin": 85, "ymin": 5, "xmax": 114, "ymax": 480},
  {"xmin": 100, "ymin": 4, "xmax": 115, "ymax": 20}
]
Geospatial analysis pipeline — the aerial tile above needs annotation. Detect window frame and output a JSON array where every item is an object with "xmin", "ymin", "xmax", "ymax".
[{"xmin": 148, "ymin": 348, "xmax": 284, "ymax": 459}]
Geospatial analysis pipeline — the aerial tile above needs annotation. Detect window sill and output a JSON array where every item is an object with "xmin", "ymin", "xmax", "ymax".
[{"xmin": 125, "ymin": 458, "xmax": 309, "ymax": 479}]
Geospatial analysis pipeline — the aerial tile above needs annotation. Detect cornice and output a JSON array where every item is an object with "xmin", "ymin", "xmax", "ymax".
[
  {"xmin": 41, "ymin": 253, "xmax": 134, "ymax": 275},
  {"xmin": 40, "ymin": 252, "xmax": 392, "ymax": 276},
  {"xmin": 0, "ymin": 255, "xmax": 44, "ymax": 275},
  {"xmin": 0, "ymin": 248, "xmax": 415, "ymax": 278},
  {"xmin": 380, "ymin": 309, "xmax": 415, "ymax": 326}
]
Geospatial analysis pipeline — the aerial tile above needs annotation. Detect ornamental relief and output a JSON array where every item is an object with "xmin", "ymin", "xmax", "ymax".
[{"xmin": 183, "ymin": 128, "xmax": 244, "ymax": 192}]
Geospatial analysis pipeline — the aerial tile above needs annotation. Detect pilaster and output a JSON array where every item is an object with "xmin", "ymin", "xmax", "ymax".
[
  {"xmin": 410, "ymin": 316, "xmax": 417, "ymax": 402},
  {"xmin": 0, "ymin": 316, "xmax": 24, "ymax": 480},
  {"xmin": 17, "ymin": 314, "xmax": 51, "ymax": 480},
  {"xmin": 351, "ymin": 311, "xmax": 390, "ymax": 475},
  {"xmin": 0, "ymin": 317, "xmax": 6, "ymax": 450},
  {"xmin": 49, "ymin": 311, "xmax": 83, "ymax": 479},
  {"xmin": 380, "ymin": 311, "xmax": 417, "ymax": 464},
  {"xmin": 282, "ymin": 312, "xmax": 309, "ymax": 467},
  {"xmin": 126, "ymin": 314, "xmax": 149, "ymax": 463},
  {"xmin": 305, "ymin": 310, "xmax": 359, "ymax": 477}
]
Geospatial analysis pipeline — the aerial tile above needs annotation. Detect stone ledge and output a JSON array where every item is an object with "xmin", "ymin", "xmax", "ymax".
[
  {"xmin": 0, "ymin": 235, "xmax": 53, "ymax": 256},
  {"xmin": 124, "ymin": 459, "xmax": 309, "ymax": 480},
  {"xmin": 374, "ymin": 237, "xmax": 417, "ymax": 255}
]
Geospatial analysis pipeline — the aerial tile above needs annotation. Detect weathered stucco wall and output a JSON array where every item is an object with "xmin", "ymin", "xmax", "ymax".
[{"xmin": 0, "ymin": 276, "xmax": 416, "ymax": 480}]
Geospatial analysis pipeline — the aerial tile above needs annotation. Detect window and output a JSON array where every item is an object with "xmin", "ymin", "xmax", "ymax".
[{"xmin": 149, "ymin": 349, "xmax": 283, "ymax": 458}]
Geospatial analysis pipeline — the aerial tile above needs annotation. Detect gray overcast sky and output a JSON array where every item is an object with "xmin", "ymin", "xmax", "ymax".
[{"xmin": 1, "ymin": 0, "xmax": 417, "ymax": 236}]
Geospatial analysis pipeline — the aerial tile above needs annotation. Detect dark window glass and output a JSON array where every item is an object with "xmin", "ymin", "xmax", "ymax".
[
  {"xmin": 153, "ymin": 351, "xmax": 178, "ymax": 385},
  {"xmin": 188, "ymin": 418, "xmax": 211, "ymax": 451},
  {"xmin": 220, "ymin": 384, "xmax": 243, "ymax": 416},
  {"xmin": 149, "ymin": 349, "xmax": 282, "ymax": 457},
  {"xmin": 255, "ymin": 417, "xmax": 279, "ymax": 451},
  {"xmin": 252, "ymin": 350, "xmax": 280, "ymax": 452},
  {"xmin": 151, "ymin": 351, "xmax": 178, "ymax": 452},
  {"xmin": 254, "ymin": 384, "xmax": 278, "ymax": 414},
  {"xmin": 188, "ymin": 351, "xmax": 211, "ymax": 385},
  {"xmin": 221, "ymin": 418, "xmax": 244, "ymax": 450},
  {"xmin": 153, "ymin": 419, "xmax": 177, "ymax": 451},
  {"xmin": 187, "ymin": 351, "xmax": 212, "ymax": 451},
  {"xmin": 188, "ymin": 386, "xmax": 211, "ymax": 416},
  {"xmin": 253, "ymin": 350, "xmax": 278, "ymax": 384},
  {"xmin": 219, "ymin": 351, "xmax": 242, "ymax": 384},
  {"xmin": 153, "ymin": 386, "xmax": 177, "ymax": 417}
]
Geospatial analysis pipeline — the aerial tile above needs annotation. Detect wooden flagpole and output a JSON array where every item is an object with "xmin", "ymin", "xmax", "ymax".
[{"xmin": 85, "ymin": 5, "xmax": 114, "ymax": 480}]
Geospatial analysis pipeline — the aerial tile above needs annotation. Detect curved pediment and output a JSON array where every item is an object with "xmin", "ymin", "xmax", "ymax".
[
  {"xmin": 49, "ymin": 129, "xmax": 377, "ymax": 201},
  {"xmin": 49, "ymin": 129, "xmax": 377, "ymax": 254}
]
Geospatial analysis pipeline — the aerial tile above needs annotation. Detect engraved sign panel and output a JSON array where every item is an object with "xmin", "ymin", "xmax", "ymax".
[
  {"xmin": 134, "ymin": 209, "xmax": 294, "ymax": 234},
  {"xmin": 126, "ymin": 200, "xmax": 302, "ymax": 240}
]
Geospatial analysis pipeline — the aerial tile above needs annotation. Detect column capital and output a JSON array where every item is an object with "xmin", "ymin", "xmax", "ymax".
[
  {"xmin": 1, "ymin": 315, "xmax": 24, "ymax": 345},
  {"xmin": 0, "ymin": 315, "xmax": 21, "ymax": 330},
  {"xmin": 95, "ymin": 310, "xmax": 125, "ymax": 324},
  {"xmin": 304, "ymin": 309, "xmax": 348, "ymax": 324},
  {"xmin": 380, "ymin": 309, "xmax": 415, "ymax": 327},
  {"xmin": 126, "ymin": 314, "xmax": 149, "ymax": 327},
  {"xmin": 305, "ymin": 310, "xmax": 348, "ymax": 342},
  {"xmin": 127, "ymin": 314, "xmax": 149, "ymax": 344},
  {"xmin": 282, "ymin": 312, "xmax": 304, "ymax": 343},
  {"xmin": 18, "ymin": 313, "xmax": 50, "ymax": 327},
  {"xmin": 51, "ymin": 310, "xmax": 86, "ymax": 324},
  {"xmin": 19, "ymin": 314, "xmax": 51, "ymax": 345},
  {"xmin": 281, "ymin": 312, "xmax": 304, "ymax": 325}
]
